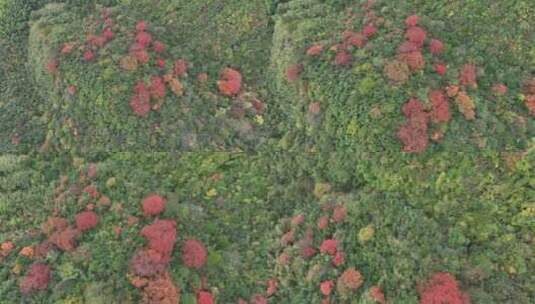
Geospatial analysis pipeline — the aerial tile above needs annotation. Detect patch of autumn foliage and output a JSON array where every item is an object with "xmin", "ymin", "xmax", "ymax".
[
  {"xmin": 140, "ymin": 220, "xmax": 177, "ymax": 257},
  {"xmin": 47, "ymin": 221, "xmax": 79, "ymax": 252},
  {"xmin": 129, "ymin": 195, "xmax": 181, "ymax": 304},
  {"xmin": 181, "ymin": 239, "xmax": 208, "ymax": 269},
  {"xmin": 320, "ymin": 239, "xmax": 338, "ymax": 256},
  {"xmin": 269, "ymin": 201, "xmax": 377, "ymax": 301},
  {"xmin": 142, "ymin": 194, "xmax": 167, "ymax": 217},
  {"xmin": 397, "ymin": 98, "xmax": 430, "ymax": 153},
  {"xmin": 300, "ymin": 2, "xmax": 382, "ymax": 69},
  {"xmin": 429, "ymin": 90, "xmax": 451, "ymax": 123},
  {"xmin": 306, "ymin": 44, "xmax": 324, "ymax": 57},
  {"xmin": 286, "ymin": 63, "xmax": 303, "ymax": 82},
  {"xmin": 386, "ymin": 14, "xmax": 447, "ymax": 82},
  {"xmin": 337, "ymin": 268, "xmax": 364, "ymax": 295},
  {"xmin": 197, "ymin": 290, "xmax": 215, "ymax": 304},
  {"xmin": 20, "ymin": 263, "xmax": 51, "ymax": 295},
  {"xmin": 418, "ymin": 272, "xmax": 471, "ymax": 304},
  {"xmin": 130, "ymin": 81, "xmax": 152, "ymax": 117},
  {"xmin": 454, "ymin": 90, "xmax": 476, "ymax": 120},
  {"xmin": 433, "ymin": 63, "xmax": 447, "ymax": 76},
  {"xmin": 16, "ymin": 166, "xmax": 108, "ymax": 295},
  {"xmin": 173, "ymin": 59, "xmax": 188, "ymax": 77},
  {"xmin": 142, "ymin": 271, "xmax": 180, "ymax": 304},
  {"xmin": 459, "ymin": 64, "xmax": 478, "ymax": 89},
  {"xmin": 217, "ymin": 68, "xmax": 242, "ymax": 96},
  {"xmin": 130, "ymin": 248, "xmax": 171, "ymax": 277},
  {"xmin": 75, "ymin": 211, "xmax": 99, "ymax": 232},
  {"xmin": 369, "ymin": 286, "xmax": 386, "ymax": 304}
]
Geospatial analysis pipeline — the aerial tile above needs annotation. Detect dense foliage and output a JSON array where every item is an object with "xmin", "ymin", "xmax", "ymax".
[{"xmin": 0, "ymin": 0, "xmax": 533, "ymax": 303}]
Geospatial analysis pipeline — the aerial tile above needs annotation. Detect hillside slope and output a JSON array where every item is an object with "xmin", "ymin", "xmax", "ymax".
[{"xmin": 0, "ymin": 1, "xmax": 533, "ymax": 303}]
